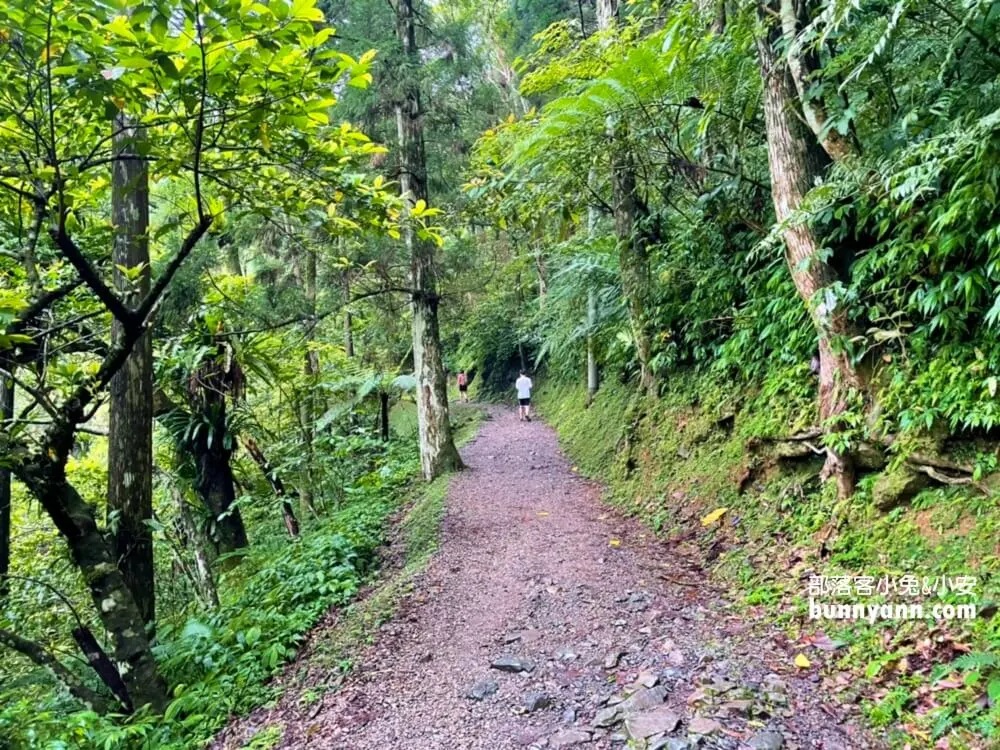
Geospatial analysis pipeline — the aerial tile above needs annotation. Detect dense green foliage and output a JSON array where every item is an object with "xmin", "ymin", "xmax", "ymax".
[
  {"xmin": 2, "ymin": 0, "xmax": 1000, "ymax": 747},
  {"xmin": 453, "ymin": 0, "xmax": 1000, "ymax": 746},
  {"xmin": 1, "ymin": 440, "xmax": 417, "ymax": 748}
]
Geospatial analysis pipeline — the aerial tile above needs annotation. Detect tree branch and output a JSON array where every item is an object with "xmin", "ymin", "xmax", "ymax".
[
  {"xmin": 0, "ymin": 627, "xmax": 110, "ymax": 712},
  {"xmin": 49, "ymin": 229, "xmax": 131, "ymax": 325}
]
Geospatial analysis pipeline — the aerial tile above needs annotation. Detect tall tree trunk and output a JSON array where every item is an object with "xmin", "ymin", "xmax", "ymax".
[
  {"xmin": 394, "ymin": 0, "xmax": 463, "ymax": 480},
  {"xmin": 14, "ymin": 453, "xmax": 168, "ymax": 711},
  {"xmin": 0, "ymin": 370, "xmax": 12, "ymax": 599},
  {"xmin": 599, "ymin": 0, "xmax": 656, "ymax": 396},
  {"xmin": 757, "ymin": 3, "xmax": 864, "ymax": 498},
  {"xmin": 586, "ymin": 168, "xmax": 600, "ymax": 407},
  {"xmin": 300, "ymin": 248, "xmax": 319, "ymax": 514},
  {"xmin": 108, "ymin": 114, "xmax": 155, "ymax": 626}
]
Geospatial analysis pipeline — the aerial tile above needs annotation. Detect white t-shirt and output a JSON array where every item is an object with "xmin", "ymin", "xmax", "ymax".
[{"xmin": 515, "ymin": 375, "xmax": 533, "ymax": 399}]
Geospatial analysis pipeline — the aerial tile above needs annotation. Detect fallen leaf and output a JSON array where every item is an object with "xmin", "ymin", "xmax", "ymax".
[
  {"xmin": 794, "ymin": 653, "xmax": 811, "ymax": 669},
  {"xmin": 700, "ymin": 507, "xmax": 728, "ymax": 526},
  {"xmin": 609, "ymin": 538, "xmax": 622, "ymax": 548},
  {"xmin": 536, "ymin": 511, "xmax": 550, "ymax": 517}
]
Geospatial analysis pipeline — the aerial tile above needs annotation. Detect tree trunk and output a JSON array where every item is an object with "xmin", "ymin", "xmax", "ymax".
[
  {"xmin": 757, "ymin": 3, "xmax": 865, "ymax": 497},
  {"xmin": 599, "ymin": 0, "xmax": 656, "ymax": 396},
  {"xmin": 192, "ymin": 399, "xmax": 248, "ymax": 557},
  {"xmin": 0, "ymin": 627, "xmax": 111, "ymax": 712},
  {"xmin": 13, "ymin": 453, "xmax": 168, "ymax": 711},
  {"xmin": 299, "ymin": 248, "xmax": 319, "ymax": 514},
  {"xmin": 779, "ymin": 0, "xmax": 856, "ymax": 162},
  {"xmin": 0, "ymin": 370, "xmax": 11, "ymax": 599},
  {"xmin": 586, "ymin": 168, "xmax": 600, "ymax": 407},
  {"xmin": 612, "ymin": 144, "xmax": 656, "ymax": 396},
  {"xmin": 242, "ymin": 436, "xmax": 299, "ymax": 537},
  {"xmin": 170, "ymin": 484, "xmax": 219, "ymax": 608},
  {"xmin": 394, "ymin": 0, "xmax": 463, "ymax": 481},
  {"xmin": 108, "ymin": 113, "xmax": 155, "ymax": 627},
  {"xmin": 380, "ymin": 391, "xmax": 391, "ymax": 442},
  {"xmin": 586, "ymin": 291, "xmax": 599, "ymax": 406},
  {"xmin": 343, "ymin": 269, "xmax": 355, "ymax": 358},
  {"xmin": 596, "ymin": 0, "xmax": 618, "ymax": 30}
]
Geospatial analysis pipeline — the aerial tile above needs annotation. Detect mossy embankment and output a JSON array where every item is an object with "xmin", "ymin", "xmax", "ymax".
[{"xmin": 537, "ymin": 375, "xmax": 1000, "ymax": 749}]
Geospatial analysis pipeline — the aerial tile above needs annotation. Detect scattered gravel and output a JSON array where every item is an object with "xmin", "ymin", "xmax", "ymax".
[{"xmin": 215, "ymin": 407, "xmax": 882, "ymax": 750}]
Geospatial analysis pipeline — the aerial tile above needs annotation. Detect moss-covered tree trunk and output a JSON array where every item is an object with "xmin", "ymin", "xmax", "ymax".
[
  {"xmin": 757, "ymin": 3, "xmax": 865, "ymax": 498},
  {"xmin": 108, "ymin": 113, "xmax": 155, "ymax": 626},
  {"xmin": 394, "ymin": 0, "xmax": 463, "ymax": 480},
  {"xmin": 15, "ymin": 446, "xmax": 167, "ymax": 711}
]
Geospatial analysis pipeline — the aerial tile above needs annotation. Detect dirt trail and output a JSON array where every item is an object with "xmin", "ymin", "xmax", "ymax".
[{"xmin": 220, "ymin": 408, "xmax": 881, "ymax": 750}]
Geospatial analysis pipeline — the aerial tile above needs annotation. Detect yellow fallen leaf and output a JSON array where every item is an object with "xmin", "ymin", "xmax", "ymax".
[
  {"xmin": 700, "ymin": 507, "xmax": 728, "ymax": 526},
  {"xmin": 536, "ymin": 511, "xmax": 550, "ymax": 517},
  {"xmin": 794, "ymin": 653, "xmax": 811, "ymax": 669},
  {"xmin": 609, "ymin": 538, "xmax": 622, "ymax": 548}
]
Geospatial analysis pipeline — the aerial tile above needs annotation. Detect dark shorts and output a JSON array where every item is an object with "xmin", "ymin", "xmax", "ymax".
[
  {"xmin": 519, "ymin": 397, "xmax": 531, "ymax": 406},
  {"xmin": 459, "ymin": 384, "xmax": 468, "ymax": 392}
]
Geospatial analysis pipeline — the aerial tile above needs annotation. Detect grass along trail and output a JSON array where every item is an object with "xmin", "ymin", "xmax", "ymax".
[{"xmin": 219, "ymin": 407, "xmax": 880, "ymax": 750}]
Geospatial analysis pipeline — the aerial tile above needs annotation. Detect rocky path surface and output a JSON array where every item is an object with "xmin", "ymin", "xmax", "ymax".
[{"xmin": 222, "ymin": 408, "xmax": 881, "ymax": 750}]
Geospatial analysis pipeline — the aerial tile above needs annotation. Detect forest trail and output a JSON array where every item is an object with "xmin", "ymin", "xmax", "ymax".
[{"xmin": 219, "ymin": 409, "xmax": 880, "ymax": 750}]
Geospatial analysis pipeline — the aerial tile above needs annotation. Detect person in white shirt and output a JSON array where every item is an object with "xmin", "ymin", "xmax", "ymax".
[{"xmin": 515, "ymin": 371, "xmax": 533, "ymax": 422}]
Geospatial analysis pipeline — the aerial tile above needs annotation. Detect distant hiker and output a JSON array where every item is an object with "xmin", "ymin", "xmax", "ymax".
[
  {"xmin": 457, "ymin": 370, "xmax": 469, "ymax": 402},
  {"xmin": 515, "ymin": 370, "xmax": 533, "ymax": 422}
]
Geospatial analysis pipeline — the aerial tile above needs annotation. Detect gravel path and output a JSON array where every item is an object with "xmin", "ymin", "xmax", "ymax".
[{"xmin": 219, "ymin": 407, "xmax": 882, "ymax": 750}]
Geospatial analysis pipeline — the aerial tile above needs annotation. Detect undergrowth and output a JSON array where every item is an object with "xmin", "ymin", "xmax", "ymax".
[{"xmin": 0, "ymin": 406, "xmax": 482, "ymax": 750}]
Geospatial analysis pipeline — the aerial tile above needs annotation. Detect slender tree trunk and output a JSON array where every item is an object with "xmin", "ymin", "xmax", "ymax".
[
  {"xmin": 779, "ymin": 0, "xmax": 856, "ymax": 162},
  {"xmin": 757, "ymin": 3, "xmax": 865, "ymax": 497},
  {"xmin": 343, "ymin": 269, "xmax": 355, "ymax": 358},
  {"xmin": 380, "ymin": 392, "xmax": 390, "ymax": 442},
  {"xmin": 587, "ymin": 291, "xmax": 599, "ymax": 406},
  {"xmin": 13, "ymin": 454, "xmax": 168, "ymax": 711},
  {"xmin": 300, "ymin": 248, "xmax": 319, "ymax": 514},
  {"xmin": 108, "ymin": 113, "xmax": 155, "ymax": 626},
  {"xmin": 242, "ymin": 436, "xmax": 299, "ymax": 537},
  {"xmin": 394, "ymin": 0, "xmax": 463, "ymax": 480},
  {"xmin": 0, "ymin": 370, "xmax": 12, "ymax": 599},
  {"xmin": 171, "ymin": 484, "xmax": 219, "ymax": 608},
  {"xmin": 535, "ymin": 249, "xmax": 548, "ymax": 304},
  {"xmin": 612, "ymin": 144, "xmax": 656, "ymax": 396},
  {"xmin": 586, "ymin": 168, "xmax": 600, "ymax": 407},
  {"xmin": 0, "ymin": 627, "xmax": 111, "ymax": 712},
  {"xmin": 599, "ymin": 0, "xmax": 656, "ymax": 396}
]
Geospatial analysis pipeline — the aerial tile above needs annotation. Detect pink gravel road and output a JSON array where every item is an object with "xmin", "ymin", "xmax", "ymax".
[{"xmin": 218, "ymin": 407, "xmax": 881, "ymax": 750}]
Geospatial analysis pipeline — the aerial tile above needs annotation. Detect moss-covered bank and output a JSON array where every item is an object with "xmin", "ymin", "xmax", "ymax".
[{"xmin": 538, "ymin": 375, "xmax": 1000, "ymax": 749}]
